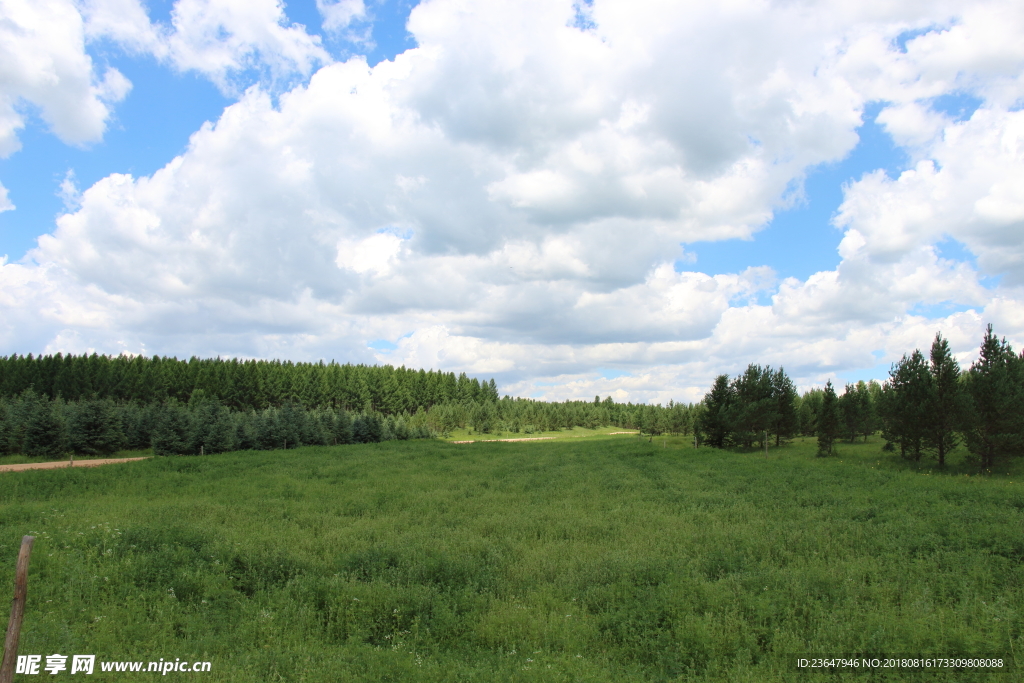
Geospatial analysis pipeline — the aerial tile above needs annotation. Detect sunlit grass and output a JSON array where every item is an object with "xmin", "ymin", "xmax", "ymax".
[{"xmin": 1, "ymin": 437, "xmax": 1021, "ymax": 681}]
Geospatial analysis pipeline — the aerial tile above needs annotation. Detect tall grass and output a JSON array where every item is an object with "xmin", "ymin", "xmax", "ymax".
[{"xmin": 1, "ymin": 437, "xmax": 1021, "ymax": 681}]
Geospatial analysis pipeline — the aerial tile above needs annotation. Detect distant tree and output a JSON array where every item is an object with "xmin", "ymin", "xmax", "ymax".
[
  {"xmin": 151, "ymin": 402, "xmax": 193, "ymax": 455},
  {"xmin": 698, "ymin": 375, "xmax": 733, "ymax": 448},
  {"xmin": 879, "ymin": 350, "xmax": 931, "ymax": 461},
  {"xmin": 120, "ymin": 402, "xmax": 157, "ymax": 451},
  {"xmin": 332, "ymin": 409, "xmax": 353, "ymax": 445},
  {"xmin": 838, "ymin": 384, "xmax": 860, "ymax": 443},
  {"xmin": 190, "ymin": 398, "xmax": 236, "ymax": 454},
  {"xmin": 0, "ymin": 400, "xmax": 11, "ymax": 456},
  {"xmin": 770, "ymin": 368, "xmax": 799, "ymax": 446},
  {"xmin": 799, "ymin": 389, "xmax": 823, "ymax": 437},
  {"xmin": 68, "ymin": 399, "xmax": 124, "ymax": 456},
  {"xmin": 856, "ymin": 381, "xmax": 876, "ymax": 440},
  {"xmin": 727, "ymin": 364, "xmax": 776, "ymax": 448},
  {"xmin": 924, "ymin": 333, "xmax": 961, "ymax": 467},
  {"xmin": 24, "ymin": 395, "xmax": 66, "ymax": 458},
  {"xmin": 277, "ymin": 401, "xmax": 307, "ymax": 448},
  {"xmin": 816, "ymin": 381, "xmax": 840, "ymax": 457},
  {"xmin": 960, "ymin": 325, "xmax": 1023, "ymax": 470}
]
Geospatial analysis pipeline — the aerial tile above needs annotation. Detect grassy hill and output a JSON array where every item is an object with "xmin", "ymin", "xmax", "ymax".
[{"xmin": 1, "ymin": 435, "xmax": 1020, "ymax": 681}]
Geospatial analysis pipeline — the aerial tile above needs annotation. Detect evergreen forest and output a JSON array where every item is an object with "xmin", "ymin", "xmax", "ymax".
[{"xmin": 2, "ymin": 323, "xmax": 1023, "ymax": 468}]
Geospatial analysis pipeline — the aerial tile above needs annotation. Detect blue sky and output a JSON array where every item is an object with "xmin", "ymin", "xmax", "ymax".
[
  {"xmin": 0, "ymin": 0, "xmax": 422, "ymax": 262},
  {"xmin": 1, "ymin": 0, "xmax": 1022, "ymax": 403}
]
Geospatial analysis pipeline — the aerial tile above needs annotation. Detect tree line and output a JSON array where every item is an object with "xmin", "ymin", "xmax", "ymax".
[
  {"xmin": 0, "ymin": 354, "xmax": 500, "ymax": 413},
  {"xmin": 0, "ymin": 389, "xmax": 433, "ymax": 458},
  {"xmin": 873, "ymin": 326, "xmax": 1023, "ymax": 468},
  {"xmin": 0, "ymin": 352, "xmax": 711, "ymax": 457},
  {"xmin": 422, "ymin": 396, "xmax": 699, "ymax": 437},
  {"xmin": 697, "ymin": 325, "xmax": 1024, "ymax": 469}
]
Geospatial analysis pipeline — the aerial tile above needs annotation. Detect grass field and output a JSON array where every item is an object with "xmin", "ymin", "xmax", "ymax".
[{"xmin": 1, "ymin": 435, "xmax": 1022, "ymax": 681}]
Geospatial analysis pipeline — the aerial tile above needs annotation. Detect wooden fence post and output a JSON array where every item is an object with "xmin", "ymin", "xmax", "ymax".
[{"xmin": 0, "ymin": 536, "xmax": 35, "ymax": 683}]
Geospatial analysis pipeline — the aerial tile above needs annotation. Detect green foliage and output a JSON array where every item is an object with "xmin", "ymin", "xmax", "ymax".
[
  {"xmin": 1, "ymin": 438, "xmax": 1021, "ymax": 681},
  {"xmin": 0, "ymin": 353, "xmax": 500, "ymax": 414},
  {"xmin": 961, "ymin": 325, "xmax": 1024, "ymax": 469},
  {"xmin": 925, "ymin": 333, "xmax": 962, "ymax": 466},
  {"xmin": 879, "ymin": 350, "xmax": 932, "ymax": 461},
  {"xmin": 816, "ymin": 380, "xmax": 839, "ymax": 457},
  {"xmin": 697, "ymin": 375, "xmax": 732, "ymax": 447},
  {"xmin": 698, "ymin": 366, "xmax": 798, "ymax": 449},
  {"xmin": 798, "ymin": 388, "xmax": 822, "ymax": 437},
  {"xmin": 23, "ymin": 392, "xmax": 66, "ymax": 458},
  {"xmin": 67, "ymin": 399, "xmax": 125, "ymax": 456},
  {"xmin": 151, "ymin": 401, "xmax": 193, "ymax": 456}
]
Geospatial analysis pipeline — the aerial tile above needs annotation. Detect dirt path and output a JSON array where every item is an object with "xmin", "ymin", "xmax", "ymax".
[
  {"xmin": 0, "ymin": 457, "xmax": 149, "ymax": 473},
  {"xmin": 450, "ymin": 437, "xmax": 557, "ymax": 444},
  {"xmin": 450, "ymin": 432, "xmax": 640, "ymax": 444}
]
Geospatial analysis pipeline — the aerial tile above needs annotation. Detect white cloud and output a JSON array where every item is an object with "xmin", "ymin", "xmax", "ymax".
[
  {"xmin": 0, "ymin": 0, "xmax": 331, "ymax": 161},
  {"xmin": 163, "ymin": 0, "xmax": 330, "ymax": 92},
  {"xmin": 317, "ymin": 0, "xmax": 367, "ymax": 33},
  {"xmin": 3, "ymin": 0, "xmax": 1024, "ymax": 403},
  {"xmin": 0, "ymin": 181, "xmax": 14, "ymax": 213},
  {"xmin": 0, "ymin": 0, "xmax": 131, "ymax": 155}
]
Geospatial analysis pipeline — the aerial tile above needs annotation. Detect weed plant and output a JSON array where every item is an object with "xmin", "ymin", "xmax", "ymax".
[{"xmin": 0, "ymin": 437, "xmax": 1021, "ymax": 681}]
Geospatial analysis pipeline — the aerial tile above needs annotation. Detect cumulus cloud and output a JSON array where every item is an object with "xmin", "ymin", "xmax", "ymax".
[
  {"xmin": 3, "ymin": 0, "xmax": 1024, "ymax": 403},
  {"xmin": 0, "ymin": 0, "xmax": 131, "ymax": 155},
  {"xmin": 0, "ymin": 0, "xmax": 330, "ymax": 162},
  {"xmin": 317, "ymin": 0, "xmax": 367, "ymax": 33},
  {"xmin": 0, "ymin": 182, "xmax": 14, "ymax": 213}
]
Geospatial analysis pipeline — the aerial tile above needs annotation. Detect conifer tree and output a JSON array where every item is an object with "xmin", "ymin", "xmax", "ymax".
[
  {"xmin": 798, "ymin": 389, "xmax": 822, "ymax": 437},
  {"xmin": 879, "ymin": 350, "xmax": 931, "ymax": 460},
  {"xmin": 68, "ymin": 399, "xmax": 124, "ymax": 456},
  {"xmin": 855, "ymin": 381, "xmax": 875, "ymax": 441},
  {"xmin": 698, "ymin": 375, "xmax": 733, "ymax": 448},
  {"xmin": 0, "ymin": 400, "xmax": 10, "ymax": 456},
  {"xmin": 838, "ymin": 384, "xmax": 860, "ymax": 443},
  {"xmin": 816, "ymin": 380, "xmax": 839, "ymax": 457},
  {"xmin": 151, "ymin": 402, "xmax": 193, "ymax": 455},
  {"xmin": 924, "ymin": 333, "xmax": 961, "ymax": 466},
  {"xmin": 770, "ymin": 368, "xmax": 799, "ymax": 446},
  {"xmin": 190, "ymin": 398, "xmax": 236, "ymax": 454},
  {"xmin": 961, "ymin": 325, "xmax": 1022, "ymax": 469},
  {"xmin": 24, "ymin": 395, "xmax": 66, "ymax": 458},
  {"xmin": 726, "ymin": 364, "xmax": 776, "ymax": 447}
]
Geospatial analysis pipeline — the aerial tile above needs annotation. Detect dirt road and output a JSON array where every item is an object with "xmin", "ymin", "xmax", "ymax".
[{"xmin": 0, "ymin": 457, "xmax": 149, "ymax": 473}]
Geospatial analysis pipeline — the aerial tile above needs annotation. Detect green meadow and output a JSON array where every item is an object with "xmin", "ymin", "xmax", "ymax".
[{"xmin": 1, "ymin": 436, "xmax": 1022, "ymax": 681}]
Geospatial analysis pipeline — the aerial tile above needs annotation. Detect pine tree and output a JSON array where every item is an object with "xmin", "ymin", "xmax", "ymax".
[
  {"xmin": 332, "ymin": 410, "xmax": 353, "ymax": 445},
  {"xmin": 798, "ymin": 389, "xmax": 822, "ymax": 437},
  {"xmin": 961, "ymin": 325, "xmax": 1022, "ymax": 470},
  {"xmin": 151, "ymin": 402, "xmax": 193, "ymax": 455},
  {"xmin": 190, "ymin": 398, "xmax": 236, "ymax": 454},
  {"xmin": 816, "ymin": 381, "xmax": 839, "ymax": 457},
  {"xmin": 770, "ymin": 368, "xmax": 799, "ymax": 446},
  {"xmin": 726, "ymin": 365, "xmax": 776, "ymax": 448},
  {"xmin": 697, "ymin": 375, "xmax": 733, "ymax": 448},
  {"xmin": 879, "ymin": 350, "xmax": 931, "ymax": 460},
  {"xmin": 855, "ymin": 381, "xmax": 876, "ymax": 441},
  {"xmin": 838, "ymin": 384, "xmax": 860, "ymax": 443},
  {"xmin": 924, "ymin": 333, "xmax": 961, "ymax": 466},
  {"xmin": 24, "ymin": 396, "xmax": 66, "ymax": 458},
  {"xmin": 68, "ymin": 399, "xmax": 124, "ymax": 456},
  {"xmin": 0, "ymin": 400, "xmax": 11, "ymax": 456}
]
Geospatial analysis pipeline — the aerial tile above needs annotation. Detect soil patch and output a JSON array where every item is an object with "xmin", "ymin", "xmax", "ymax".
[{"xmin": 0, "ymin": 457, "xmax": 149, "ymax": 473}]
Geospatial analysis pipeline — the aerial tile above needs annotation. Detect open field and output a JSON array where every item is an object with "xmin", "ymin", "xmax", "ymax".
[
  {"xmin": 1, "ymin": 436, "xmax": 1022, "ymax": 681},
  {"xmin": 440, "ymin": 425, "xmax": 640, "ymax": 442}
]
